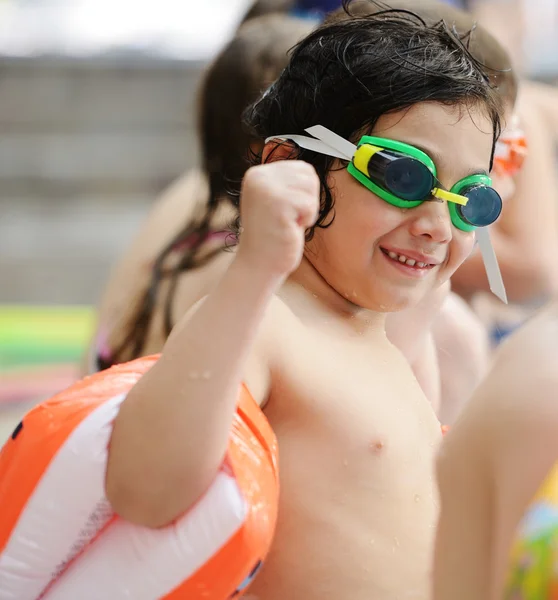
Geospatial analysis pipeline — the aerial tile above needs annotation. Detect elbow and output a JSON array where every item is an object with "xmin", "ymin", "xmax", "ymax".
[
  {"xmin": 104, "ymin": 379, "xmax": 229, "ymax": 528},
  {"xmin": 104, "ymin": 468, "xmax": 167, "ymax": 528},
  {"xmin": 105, "ymin": 417, "xmax": 223, "ymax": 528},
  {"xmin": 105, "ymin": 461, "xmax": 212, "ymax": 529}
]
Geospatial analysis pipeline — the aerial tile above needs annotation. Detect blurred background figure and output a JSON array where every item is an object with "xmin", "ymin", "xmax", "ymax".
[{"xmin": 89, "ymin": 13, "xmax": 315, "ymax": 371}]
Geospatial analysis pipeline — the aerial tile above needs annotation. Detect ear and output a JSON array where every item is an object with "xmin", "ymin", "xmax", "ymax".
[{"xmin": 261, "ymin": 139, "xmax": 299, "ymax": 164}]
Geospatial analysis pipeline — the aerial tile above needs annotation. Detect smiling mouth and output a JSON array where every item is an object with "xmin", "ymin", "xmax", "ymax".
[{"xmin": 380, "ymin": 248, "xmax": 436, "ymax": 270}]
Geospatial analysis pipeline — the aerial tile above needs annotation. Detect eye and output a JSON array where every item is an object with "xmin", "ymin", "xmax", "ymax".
[
  {"xmin": 458, "ymin": 186, "xmax": 502, "ymax": 226},
  {"xmin": 384, "ymin": 157, "xmax": 433, "ymax": 201}
]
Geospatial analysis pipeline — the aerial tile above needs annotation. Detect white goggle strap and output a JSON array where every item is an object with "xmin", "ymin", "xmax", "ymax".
[
  {"xmin": 476, "ymin": 227, "xmax": 507, "ymax": 304},
  {"xmin": 266, "ymin": 124, "xmax": 508, "ymax": 304},
  {"xmin": 265, "ymin": 124, "xmax": 356, "ymax": 161}
]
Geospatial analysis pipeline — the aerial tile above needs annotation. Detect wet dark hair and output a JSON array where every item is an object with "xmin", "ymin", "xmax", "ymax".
[
  {"xmin": 238, "ymin": 0, "xmax": 503, "ymax": 240},
  {"xmin": 330, "ymin": 0, "xmax": 517, "ymax": 105}
]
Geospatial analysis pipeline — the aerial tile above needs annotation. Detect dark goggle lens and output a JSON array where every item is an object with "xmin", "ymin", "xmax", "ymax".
[
  {"xmin": 458, "ymin": 185, "xmax": 502, "ymax": 227},
  {"xmin": 383, "ymin": 157, "xmax": 433, "ymax": 201}
]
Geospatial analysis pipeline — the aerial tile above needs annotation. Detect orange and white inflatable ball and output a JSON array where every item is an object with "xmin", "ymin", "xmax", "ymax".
[{"xmin": 0, "ymin": 356, "xmax": 279, "ymax": 600}]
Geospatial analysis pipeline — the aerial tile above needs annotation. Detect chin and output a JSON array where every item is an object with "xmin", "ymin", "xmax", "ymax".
[{"xmin": 364, "ymin": 288, "xmax": 426, "ymax": 313}]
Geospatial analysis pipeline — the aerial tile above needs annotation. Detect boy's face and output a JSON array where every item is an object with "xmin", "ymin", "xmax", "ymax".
[{"xmin": 305, "ymin": 101, "xmax": 495, "ymax": 312}]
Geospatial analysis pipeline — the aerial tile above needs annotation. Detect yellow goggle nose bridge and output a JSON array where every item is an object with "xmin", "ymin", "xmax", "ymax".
[
  {"xmin": 353, "ymin": 143, "xmax": 468, "ymax": 206},
  {"xmin": 431, "ymin": 188, "xmax": 468, "ymax": 206}
]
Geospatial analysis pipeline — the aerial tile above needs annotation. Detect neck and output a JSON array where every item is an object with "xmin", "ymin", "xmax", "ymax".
[{"xmin": 286, "ymin": 255, "xmax": 387, "ymax": 336}]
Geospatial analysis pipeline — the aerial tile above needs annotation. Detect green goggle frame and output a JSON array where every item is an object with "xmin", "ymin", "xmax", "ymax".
[
  {"xmin": 265, "ymin": 125, "xmax": 507, "ymax": 304},
  {"xmin": 347, "ymin": 136, "xmax": 502, "ymax": 232}
]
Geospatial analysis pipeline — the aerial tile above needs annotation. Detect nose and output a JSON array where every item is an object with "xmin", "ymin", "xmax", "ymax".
[{"xmin": 408, "ymin": 199, "xmax": 453, "ymax": 243}]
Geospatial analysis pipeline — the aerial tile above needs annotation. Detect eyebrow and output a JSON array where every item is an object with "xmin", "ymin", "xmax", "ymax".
[{"xmin": 411, "ymin": 142, "xmax": 489, "ymax": 178}]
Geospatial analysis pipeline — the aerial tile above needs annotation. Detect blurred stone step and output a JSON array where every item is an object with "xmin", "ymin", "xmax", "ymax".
[
  {"xmin": 0, "ymin": 194, "xmax": 152, "ymax": 304},
  {"xmin": 0, "ymin": 57, "xmax": 203, "ymax": 192}
]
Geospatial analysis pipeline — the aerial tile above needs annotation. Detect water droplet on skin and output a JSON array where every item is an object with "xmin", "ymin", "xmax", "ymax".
[
  {"xmin": 202, "ymin": 370, "xmax": 211, "ymax": 380},
  {"xmin": 394, "ymin": 536, "xmax": 400, "ymax": 547},
  {"xmin": 414, "ymin": 494, "xmax": 421, "ymax": 503},
  {"xmin": 312, "ymin": 293, "xmax": 318, "ymax": 298},
  {"xmin": 343, "ymin": 459, "xmax": 349, "ymax": 467},
  {"xmin": 379, "ymin": 304, "xmax": 386, "ymax": 310},
  {"xmin": 188, "ymin": 371, "xmax": 199, "ymax": 380},
  {"xmin": 370, "ymin": 538, "xmax": 375, "ymax": 545}
]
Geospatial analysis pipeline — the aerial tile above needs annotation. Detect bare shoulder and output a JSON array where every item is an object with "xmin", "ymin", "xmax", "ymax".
[
  {"xmin": 95, "ymin": 171, "xmax": 208, "ymax": 329},
  {"xmin": 115, "ymin": 170, "xmax": 209, "ymax": 276}
]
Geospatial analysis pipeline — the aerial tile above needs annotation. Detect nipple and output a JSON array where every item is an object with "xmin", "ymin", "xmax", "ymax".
[{"xmin": 369, "ymin": 439, "xmax": 385, "ymax": 454}]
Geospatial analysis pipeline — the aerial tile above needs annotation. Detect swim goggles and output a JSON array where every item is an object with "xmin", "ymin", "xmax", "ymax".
[
  {"xmin": 347, "ymin": 136, "xmax": 502, "ymax": 232},
  {"xmin": 267, "ymin": 125, "xmax": 507, "ymax": 302}
]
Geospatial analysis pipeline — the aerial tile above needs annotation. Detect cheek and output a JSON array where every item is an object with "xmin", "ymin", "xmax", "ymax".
[
  {"xmin": 335, "ymin": 183, "xmax": 404, "ymax": 241},
  {"xmin": 452, "ymin": 231, "xmax": 476, "ymax": 265}
]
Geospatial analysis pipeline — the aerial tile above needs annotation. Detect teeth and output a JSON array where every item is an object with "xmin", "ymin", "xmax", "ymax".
[{"xmin": 386, "ymin": 250, "xmax": 429, "ymax": 269}]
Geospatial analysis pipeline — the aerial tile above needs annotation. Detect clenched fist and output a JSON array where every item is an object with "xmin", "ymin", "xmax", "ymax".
[{"xmin": 236, "ymin": 160, "xmax": 320, "ymax": 282}]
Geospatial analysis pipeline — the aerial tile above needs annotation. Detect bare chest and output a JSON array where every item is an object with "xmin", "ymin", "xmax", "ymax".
[
  {"xmin": 254, "ymin": 335, "xmax": 440, "ymax": 600},
  {"xmin": 267, "ymin": 332, "xmax": 441, "ymax": 474}
]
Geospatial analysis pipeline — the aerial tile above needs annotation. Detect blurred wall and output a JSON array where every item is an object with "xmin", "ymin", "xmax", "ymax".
[{"xmin": 0, "ymin": 56, "xmax": 203, "ymax": 305}]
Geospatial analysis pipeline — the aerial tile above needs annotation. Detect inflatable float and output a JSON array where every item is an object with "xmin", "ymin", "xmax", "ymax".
[{"xmin": 0, "ymin": 355, "xmax": 279, "ymax": 600}]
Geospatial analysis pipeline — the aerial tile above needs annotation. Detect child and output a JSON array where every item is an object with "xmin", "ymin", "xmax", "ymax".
[
  {"xmin": 434, "ymin": 300, "xmax": 558, "ymax": 600},
  {"xmin": 93, "ymin": 0, "xmax": 513, "ymax": 420},
  {"xmin": 90, "ymin": 14, "xmax": 314, "ymax": 368},
  {"xmin": 106, "ymin": 4, "xmax": 504, "ymax": 599}
]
